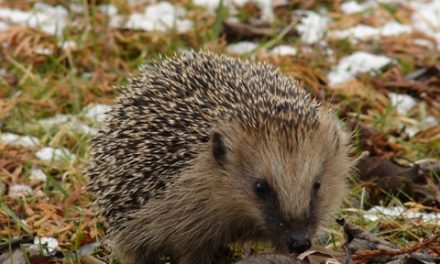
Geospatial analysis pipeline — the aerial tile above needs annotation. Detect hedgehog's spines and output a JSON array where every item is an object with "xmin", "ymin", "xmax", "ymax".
[{"xmin": 88, "ymin": 51, "xmax": 354, "ymax": 263}]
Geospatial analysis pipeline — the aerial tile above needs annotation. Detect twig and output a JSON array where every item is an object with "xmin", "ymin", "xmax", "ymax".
[{"xmin": 352, "ymin": 232, "xmax": 440, "ymax": 263}]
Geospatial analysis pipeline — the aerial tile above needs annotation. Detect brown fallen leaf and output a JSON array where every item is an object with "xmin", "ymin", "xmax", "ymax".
[
  {"xmin": 297, "ymin": 247, "xmax": 345, "ymax": 264},
  {"xmin": 354, "ymin": 155, "xmax": 440, "ymax": 207},
  {"xmin": 222, "ymin": 19, "xmax": 274, "ymax": 40},
  {"xmin": 338, "ymin": 219, "xmax": 440, "ymax": 263},
  {"xmin": 236, "ymin": 246, "xmax": 345, "ymax": 264}
]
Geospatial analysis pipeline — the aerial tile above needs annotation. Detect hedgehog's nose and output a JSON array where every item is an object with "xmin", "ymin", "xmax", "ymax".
[{"xmin": 287, "ymin": 235, "xmax": 311, "ymax": 254}]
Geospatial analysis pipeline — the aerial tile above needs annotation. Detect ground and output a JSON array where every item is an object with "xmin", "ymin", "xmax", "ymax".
[{"xmin": 0, "ymin": 0, "xmax": 439, "ymax": 263}]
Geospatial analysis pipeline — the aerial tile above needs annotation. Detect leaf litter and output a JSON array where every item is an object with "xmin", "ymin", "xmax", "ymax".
[{"xmin": 0, "ymin": 0, "xmax": 439, "ymax": 263}]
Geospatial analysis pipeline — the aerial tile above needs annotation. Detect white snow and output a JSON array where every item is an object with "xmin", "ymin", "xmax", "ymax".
[
  {"xmin": 38, "ymin": 113, "xmax": 98, "ymax": 135},
  {"xmin": 38, "ymin": 114, "xmax": 71, "ymax": 126},
  {"xmin": 340, "ymin": 1, "xmax": 374, "ymax": 14},
  {"xmin": 9, "ymin": 184, "xmax": 33, "ymax": 198},
  {"xmin": 329, "ymin": 22, "xmax": 412, "ymax": 41},
  {"xmin": 69, "ymin": 2, "xmax": 85, "ymax": 14},
  {"xmin": 413, "ymin": 39, "xmax": 435, "ymax": 48},
  {"xmin": 59, "ymin": 40, "xmax": 77, "ymax": 50},
  {"xmin": 327, "ymin": 51, "xmax": 392, "ymax": 86},
  {"xmin": 35, "ymin": 147, "xmax": 76, "ymax": 163},
  {"xmin": 83, "ymin": 104, "xmax": 111, "ymax": 122},
  {"xmin": 0, "ymin": 3, "xmax": 68, "ymax": 36},
  {"xmin": 341, "ymin": 0, "xmax": 400, "ymax": 14},
  {"xmin": 339, "ymin": 0, "xmax": 440, "ymax": 49},
  {"xmin": 330, "ymin": 24, "xmax": 379, "ymax": 40},
  {"xmin": 34, "ymin": 47, "xmax": 53, "ymax": 55},
  {"xmin": 30, "ymin": 237, "xmax": 59, "ymax": 256},
  {"xmin": 405, "ymin": 126, "xmax": 420, "ymax": 137},
  {"xmin": 110, "ymin": 2, "xmax": 193, "ymax": 33},
  {"xmin": 381, "ymin": 21, "xmax": 413, "ymax": 36},
  {"xmin": 226, "ymin": 41, "xmax": 258, "ymax": 54},
  {"xmin": 389, "ymin": 92, "xmax": 417, "ymax": 115},
  {"xmin": 411, "ymin": 0, "xmax": 440, "ymax": 49},
  {"xmin": 70, "ymin": 122, "xmax": 97, "ymax": 135},
  {"xmin": 0, "ymin": 133, "xmax": 40, "ymax": 147},
  {"xmin": 29, "ymin": 168, "xmax": 47, "ymax": 183},
  {"xmin": 296, "ymin": 11, "xmax": 329, "ymax": 44},
  {"xmin": 98, "ymin": 4, "xmax": 118, "ymax": 16},
  {"xmin": 193, "ymin": 0, "xmax": 274, "ymax": 22},
  {"xmin": 424, "ymin": 116, "xmax": 439, "ymax": 127},
  {"xmin": 0, "ymin": 21, "xmax": 8, "ymax": 30},
  {"xmin": 193, "ymin": 0, "xmax": 231, "ymax": 13},
  {"xmin": 270, "ymin": 45, "xmax": 297, "ymax": 56},
  {"xmin": 364, "ymin": 206, "xmax": 440, "ymax": 225},
  {"xmin": 256, "ymin": 0, "xmax": 275, "ymax": 22},
  {"xmin": 404, "ymin": 115, "xmax": 439, "ymax": 136}
]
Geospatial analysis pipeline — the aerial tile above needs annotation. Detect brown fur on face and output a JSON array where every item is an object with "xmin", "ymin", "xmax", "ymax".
[
  {"xmin": 88, "ymin": 51, "xmax": 355, "ymax": 264},
  {"xmin": 114, "ymin": 110, "xmax": 354, "ymax": 263}
]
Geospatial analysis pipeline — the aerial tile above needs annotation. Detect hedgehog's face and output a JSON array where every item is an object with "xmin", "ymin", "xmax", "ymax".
[{"xmin": 209, "ymin": 118, "xmax": 352, "ymax": 254}]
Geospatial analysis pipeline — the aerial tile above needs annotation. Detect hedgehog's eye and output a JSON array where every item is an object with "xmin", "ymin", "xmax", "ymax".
[
  {"xmin": 313, "ymin": 181, "xmax": 321, "ymax": 191},
  {"xmin": 255, "ymin": 180, "xmax": 270, "ymax": 199},
  {"xmin": 212, "ymin": 132, "xmax": 226, "ymax": 165}
]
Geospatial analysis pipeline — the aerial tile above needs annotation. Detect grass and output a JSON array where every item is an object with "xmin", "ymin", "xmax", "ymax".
[{"xmin": 0, "ymin": 0, "xmax": 439, "ymax": 263}]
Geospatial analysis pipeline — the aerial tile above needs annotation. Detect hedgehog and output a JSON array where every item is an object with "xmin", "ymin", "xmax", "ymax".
[{"xmin": 87, "ymin": 51, "xmax": 354, "ymax": 264}]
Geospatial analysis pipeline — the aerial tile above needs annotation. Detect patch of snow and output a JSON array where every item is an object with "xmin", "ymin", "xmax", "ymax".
[
  {"xmin": 405, "ymin": 126, "xmax": 420, "ymax": 137},
  {"xmin": 34, "ymin": 47, "xmax": 53, "ymax": 55},
  {"xmin": 38, "ymin": 114, "xmax": 97, "ymax": 135},
  {"xmin": 424, "ymin": 116, "xmax": 439, "ymax": 127},
  {"xmin": 0, "ymin": 3, "xmax": 68, "ymax": 36},
  {"xmin": 30, "ymin": 237, "xmax": 59, "ymax": 256},
  {"xmin": 38, "ymin": 114, "xmax": 72, "ymax": 126},
  {"xmin": 70, "ymin": 122, "xmax": 98, "ymax": 135},
  {"xmin": 9, "ymin": 184, "xmax": 33, "ymax": 198},
  {"xmin": 340, "ymin": 0, "xmax": 440, "ymax": 49},
  {"xmin": 330, "ymin": 24, "xmax": 379, "ymax": 40},
  {"xmin": 193, "ymin": 0, "xmax": 274, "ymax": 22},
  {"xmin": 70, "ymin": 2, "xmax": 84, "ymax": 14},
  {"xmin": 329, "ymin": 22, "xmax": 412, "ymax": 40},
  {"xmin": 0, "ymin": 133, "xmax": 40, "ymax": 147},
  {"xmin": 327, "ymin": 51, "xmax": 392, "ymax": 86},
  {"xmin": 404, "ymin": 115, "xmax": 438, "ymax": 137},
  {"xmin": 110, "ymin": 2, "xmax": 193, "ymax": 33},
  {"xmin": 296, "ymin": 11, "xmax": 329, "ymax": 44},
  {"xmin": 381, "ymin": 21, "xmax": 413, "ymax": 36},
  {"xmin": 413, "ymin": 39, "xmax": 435, "ymax": 48},
  {"xmin": 0, "ymin": 21, "xmax": 8, "ymax": 30},
  {"xmin": 35, "ymin": 147, "xmax": 76, "ymax": 163},
  {"xmin": 83, "ymin": 104, "xmax": 111, "ymax": 122},
  {"xmin": 341, "ymin": 1, "xmax": 373, "ymax": 14},
  {"xmin": 29, "ymin": 168, "xmax": 47, "ymax": 183},
  {"xmin": 98, "ymin": 4, "xmax": 118, "ymax": 16},
  {"xmin": 411, "ymin": 0, "xmax": 440, "ymax": 49},
  {"xmin": 364, "ymin": 206, "xmax": 440, "ymax": 225},
  {"xmin": 389, "ymin": 92, "xmax": 417, "ymax": 115},
  {"xmin": 270, "ymin": 45, "xmax": 297, "ymax": 56},
  {"xmin": 192, "ymin": 0, "xmax": 224, "ymax": 13},
  {"xmin": 59, "ymin": 40, "xmax": 77, "ymax": 50},
  {"xmin": 226, "ymin": 41, "xmax": 258, "ymax": 54},
  {"xmin": 340, "ymin": 0, "xmax": 400, "ymax": 14},
  {"xmin": 255, "ymin": 0, "xmax": 274, "ymax": 22}
]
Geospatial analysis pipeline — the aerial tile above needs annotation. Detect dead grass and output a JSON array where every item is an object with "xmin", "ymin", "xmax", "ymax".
[{"xmin": 0, "ymin": 0, "xmax": 439, "ymax": 263}]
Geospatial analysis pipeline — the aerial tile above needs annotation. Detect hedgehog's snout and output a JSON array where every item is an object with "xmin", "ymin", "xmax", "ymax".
[{"xmin": 286, "ymin": 235, "xmax": 311, "ymax": 254}]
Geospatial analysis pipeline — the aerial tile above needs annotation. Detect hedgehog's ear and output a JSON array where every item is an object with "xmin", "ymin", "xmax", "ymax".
[{"xmin": 211, "ymin": 131, "xmax": 227, "ymax": 165}]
